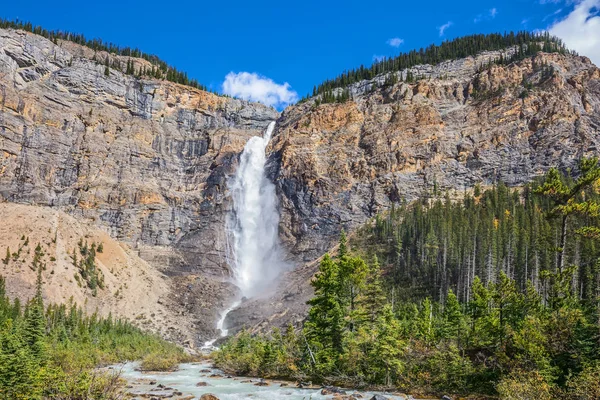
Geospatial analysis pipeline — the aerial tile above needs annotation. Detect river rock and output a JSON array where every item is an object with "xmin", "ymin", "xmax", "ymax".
[
  {"xmin": 322, "ymin": 386, "xmax": 347, "ymax": 395},
  {"xmin": 196, "ymin": 381, "xmax": 209, "ymax": 387},
  {"xmin": 370, "ymin": 395, "xmax": 390, "ymax": 400},
  {"xmin": 200, "ymin": 394, "xmax": 220, "ymax": 400}
]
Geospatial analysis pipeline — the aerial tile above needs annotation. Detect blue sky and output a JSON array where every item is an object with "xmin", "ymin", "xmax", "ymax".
[{"xmin": 2, "ymin": 0, "xmax": 599, "ymax": 109}]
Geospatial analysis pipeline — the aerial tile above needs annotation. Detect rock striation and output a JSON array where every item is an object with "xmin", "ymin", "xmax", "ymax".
[
  {"xmin": 0, "ymin": 27, "xmax": 278, "ymax": 340},
  {"xmin": 1, "ymin": 27, "xmax": 600, "ymax": 339}
]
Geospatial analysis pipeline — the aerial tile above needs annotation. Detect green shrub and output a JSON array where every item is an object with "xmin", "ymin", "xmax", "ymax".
[
  {"xmin": 497, "ymin": 370, "xmax": 553, "ymax": 400},
  {"xmin": 140, "ymin": 352, "xmax": 180, "ymax": 372},
  {"xmin": 565, "ymin": 363, "xmax": 600, "ymax": 400}
]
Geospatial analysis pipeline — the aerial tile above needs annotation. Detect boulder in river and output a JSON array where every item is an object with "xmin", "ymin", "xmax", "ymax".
[
  {"xmin": 322, "ymin": 386, "xmax": 347, "ymax": 395},
  {"xmin": 200, "ymin": 394, "xmax": 220, "ymax": 400},
  {"xmin": 370, "ymin": 395, "xmax": 390, "ymax": 400},
  {"xmin": 196, "ymin": 381, "xmax": 209, "ymax": 387}
]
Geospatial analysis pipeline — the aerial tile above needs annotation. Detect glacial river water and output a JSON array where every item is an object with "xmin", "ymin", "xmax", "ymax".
[{"xmin": 119, "ymin": 361, "xmax": 411, "ymax": 400}]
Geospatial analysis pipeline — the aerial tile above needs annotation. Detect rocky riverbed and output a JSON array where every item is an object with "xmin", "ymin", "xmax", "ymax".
[{"xmin": 116, "ymin": 361, "xmax": 415, "ymax": 400}]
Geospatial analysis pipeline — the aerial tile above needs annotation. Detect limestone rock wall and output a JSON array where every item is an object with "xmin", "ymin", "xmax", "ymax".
[{"xmin": 0, "ymin": 28, "xmax": 278, "ymax": 341}]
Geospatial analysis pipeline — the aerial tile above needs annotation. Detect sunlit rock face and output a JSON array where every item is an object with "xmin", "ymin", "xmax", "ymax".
[
  {"xmin": 0, "ymin": 27, "xmax": 278, "ymax": 343},
  {"xmin": 228, "ymin": 50, "xmax": 600, "ymax": 334},
  {"xmin": 1, "ymin": 27, "xmax": 600, "ymax": 341}
]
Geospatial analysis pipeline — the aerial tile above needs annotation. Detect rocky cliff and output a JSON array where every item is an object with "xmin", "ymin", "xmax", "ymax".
[
  {"xmin": 228, "ymin": 49, "xmax": 600, "ymax": 332},
  {"xmin": 0, "ymin": 27, "xmax": 278, "ymax": 342},
  {"xmin": 1, "ymin": 27, "xmax": 600, "ymax": 342}
]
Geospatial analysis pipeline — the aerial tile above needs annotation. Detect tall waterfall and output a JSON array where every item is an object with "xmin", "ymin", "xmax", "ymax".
[
  {"xmin": 227, "ymin": 121, "xmax": 284, "ymax": 298},
  {"xmin": 202, "ymin": 122, "xmax": 283, "ymax": 349}
]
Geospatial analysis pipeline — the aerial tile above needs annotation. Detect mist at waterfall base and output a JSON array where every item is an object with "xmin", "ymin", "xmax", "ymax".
[{"xmin": 202, "ymin": 122, "xmax": 286, "ymax": 348}]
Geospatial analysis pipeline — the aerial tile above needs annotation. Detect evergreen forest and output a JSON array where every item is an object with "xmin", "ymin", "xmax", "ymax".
[
  {"xmin": 215, "ymin": 158, "xmax": 600, "ymax": 399},
  {"xmin": 0, "ymin": 267, "xmax": 188, "ymax": 398}
]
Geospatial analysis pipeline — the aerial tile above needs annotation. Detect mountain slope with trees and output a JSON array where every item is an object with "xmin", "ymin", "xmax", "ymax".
[
  {"xmin": 216, "ymin": 159, "xmax": 600, "ymax": 398},
  {"xmin": 0, "ymin": 18, "xmax": 213, "ymax": 92},
  {"xmin": 0, "ymin": 267, "xmax": 188, "ymax": 398},
  {"xmin": 228, "ymin": 46, "xmax": 600, "ymax": 333}
]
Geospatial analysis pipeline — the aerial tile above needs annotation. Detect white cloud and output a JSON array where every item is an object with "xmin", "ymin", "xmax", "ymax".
[
  {"xmin": 548, "ymin": 0, "xmax": 600, "ymax": 66},
  {"xmin": 387, "ymin": 37, "xmax": 404, "ymax": 47},
  {"xmin": 222, "ymin": 72, "xmax": 298, "ymax": 109},
  {"xmin": 438, "ymin": 21, "xmax": 453, "ymax": 36},
  {"xmin": 543, "ymin": 8, "xmax": 563, "ymax": 21},
  {"xmin": 475, "ymin": 8, "xmax": 498, "ymax": 23}
]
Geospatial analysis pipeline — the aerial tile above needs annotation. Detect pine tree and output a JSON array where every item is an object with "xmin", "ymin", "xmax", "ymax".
[
  {"xmin": 368, "ymin": 305, "xmax": 404, "ymax": 386},
  {"xmin": 304, "ymin": 254, "xmax": 345, "ymax": 372},
  {"xmin": 534, "ymin": 158, "xmax": 600, "ymax": 273},
  {"xmin": 356, "ymin": 256, "xmax": 387, "ymax": 325},
  {"xmin": 441, "ymin": 289, "xmax": 465, "ymax": 341},
  {"xmin": 23, "ymin": 266, "xmax": 46, "ymax": 361}
]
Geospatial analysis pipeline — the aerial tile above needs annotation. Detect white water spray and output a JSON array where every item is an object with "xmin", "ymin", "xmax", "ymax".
[
  {"xmin": 201, "ymin": 300, "xmax": 241, "ymax": 350},
  {"xmin": 227, "ymin": 121, "xmax": 285, "ymax": 298},
  {"xmin": 202, "ymin": 121, "xmax": 285, "ymax": 348}
]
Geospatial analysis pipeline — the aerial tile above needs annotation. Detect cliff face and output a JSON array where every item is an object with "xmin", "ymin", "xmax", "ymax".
[
  {"xmin": 271, "ymin": 51, "xmax": 600, "ymax": 261},
  {"xmin": 0, "ymin": 202, "xmax": 193, "ymax": 344},
  {"xmin": 0, "ymin": 28, "xmax": 278, "ymax": 341},
  {"xmin": 2, "ymin": 27, "xmax": 600, "ymax": 341},
  {"xmin": 228, "ymin": 50, "xmax": 600, "ymax": 332}
]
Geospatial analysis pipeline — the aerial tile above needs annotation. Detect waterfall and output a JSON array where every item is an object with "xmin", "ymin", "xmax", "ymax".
[
  {"xmin": 227, "ymin": 121, "xmax": 285, "ymax": 298},
  {"xmin": 202, "ymin": 121, "xmax": 284, "ymax": 348},
  {"xmin": 201, "ymin": 300, "xmax": 241, "ymax": 350}
]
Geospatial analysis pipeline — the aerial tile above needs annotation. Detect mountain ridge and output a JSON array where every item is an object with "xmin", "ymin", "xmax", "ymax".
[{"xmin": 0, "ymin": 25, "xmax": 599, "ymax": 344}]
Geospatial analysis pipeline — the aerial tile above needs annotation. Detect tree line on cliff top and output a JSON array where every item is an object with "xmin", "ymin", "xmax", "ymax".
[
  {"xmin": 1, "ymin": 20, "xmax": 574, "ymax": 107},
  {"xmin": 301, "ymin": 31, "xmax": 573, "ymax": 103},
  {"xmin": 0, "ymin": 18, "xmax": 213, "ymax": 93}
]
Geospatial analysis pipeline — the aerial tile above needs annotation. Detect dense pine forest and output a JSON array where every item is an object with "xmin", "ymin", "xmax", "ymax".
[
  {"xmin": 302, "ymin": 31, "xmax": 573, "ymax": 102},
  {"xmin": 215, "ymin": 159, "xmax": 600, "ymax": 399},
  {"xmin": 0, "ymin": 267, "xmax": 188, "ymax": 398},
  {"xmin": 0, "ymin": 18, "xmax": 212, "ymax": 92}
]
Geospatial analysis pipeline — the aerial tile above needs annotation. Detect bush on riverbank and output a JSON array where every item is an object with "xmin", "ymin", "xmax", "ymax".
[{"xmin": 140, "ymin": 351, "xmax": 186, "ymax": 371}]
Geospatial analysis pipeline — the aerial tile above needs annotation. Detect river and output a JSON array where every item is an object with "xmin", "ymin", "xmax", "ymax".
[{"xmin": 119, "ymin": 361, "xmax": 412, "ymax": 400}]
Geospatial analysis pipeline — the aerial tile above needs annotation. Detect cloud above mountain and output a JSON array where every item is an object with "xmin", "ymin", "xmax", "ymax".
[
  {"xmin": 222, "ymin": 72, "xmax": 298, "ymax": 109},
  {"xmin": 548, "ymin": 0, "xmax": 600, "ymax": 66}
]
